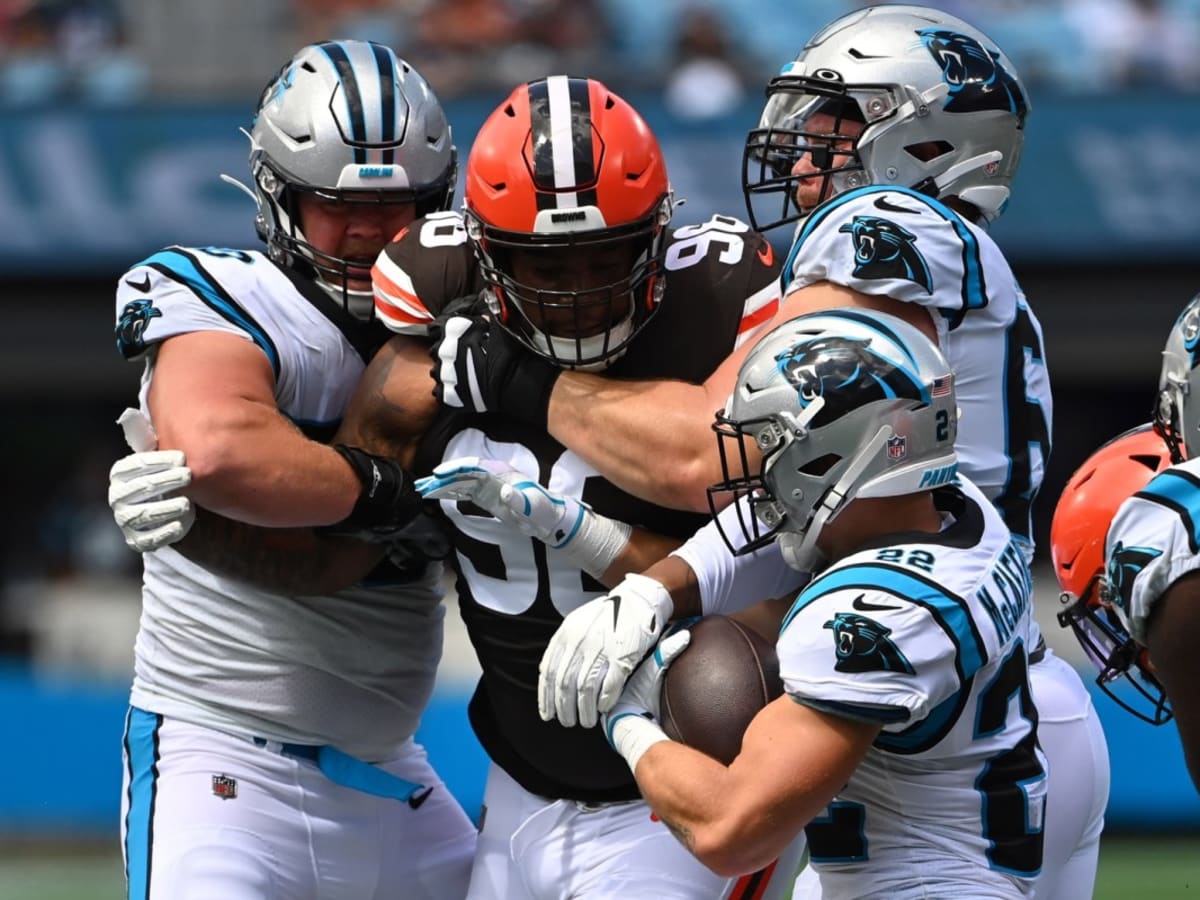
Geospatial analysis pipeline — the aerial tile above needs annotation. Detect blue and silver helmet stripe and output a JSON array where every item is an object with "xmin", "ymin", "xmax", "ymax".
[{"xmin": 318, "ymin": 40, "xmax": 405, "ymax": 166}]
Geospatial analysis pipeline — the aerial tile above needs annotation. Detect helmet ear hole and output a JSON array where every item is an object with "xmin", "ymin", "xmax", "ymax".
[
  {"xmin": 904, "ymin": 140, "xmax": 954, "ymax": 162},
  {"xmin": 799, "ymin": 453, "xmax": 841, "ymax": 476}
]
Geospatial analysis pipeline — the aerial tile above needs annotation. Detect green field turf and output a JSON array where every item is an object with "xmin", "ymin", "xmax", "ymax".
[{"xmin": 0, "ymin": 834, "xmax": 1195, "ymax": 899}]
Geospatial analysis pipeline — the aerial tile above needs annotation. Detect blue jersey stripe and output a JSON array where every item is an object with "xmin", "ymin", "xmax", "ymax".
[
  {"xmin": 123, "ymin": 707, "xmax": 161, "ymax": 900},
  {"xmin": 782, "ymin": 185, "xmax": 987, "ymax": 322},
  {"xmin": 138, "ymin": 248, "xmax": 280, "ymax": 377},
  {"xmin": 1136, "ymin": 468, "xmax": 1200, "ymax": 553},
  {"xmin": 784, "ymin": 561, "xmax": 989, "ymax": 682},
  {"xmin": 875, "ymin": 681, "xmax": 970, "ymax": 754}
]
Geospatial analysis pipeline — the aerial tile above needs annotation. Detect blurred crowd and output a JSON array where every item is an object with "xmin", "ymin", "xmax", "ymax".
[{"xmin": 2, "ymin": 0, "xmax": 1199, "ymax": 109}]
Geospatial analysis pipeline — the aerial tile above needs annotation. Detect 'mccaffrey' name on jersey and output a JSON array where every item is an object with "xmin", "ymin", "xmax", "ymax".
[{"xmin": 976, "ymin": 541, "xmax": 1033, "ymax": 644}]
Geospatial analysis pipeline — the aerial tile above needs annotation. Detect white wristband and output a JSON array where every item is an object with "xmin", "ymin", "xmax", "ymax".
[
  {"xmin": 607, "ymin": 711, "xmax": 670, "ymax": 773},
  {"xmin": 558, "ymin": 508, "xmax": 633, "ymax": 580}
]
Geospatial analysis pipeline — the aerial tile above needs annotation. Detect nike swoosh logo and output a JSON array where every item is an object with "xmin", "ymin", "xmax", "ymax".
[
  {"xmin": 872, "ymin": 196, "xmax": 920, "ymax": 215},
  {"xmin": 851, "ymin": 594, "xmax": 901, "ymax": 612},
  {"xmin": 124, "ymin": 275, "xmax": 152, "ymax": 293},
  {"xmin": 756, "ymin": 242, "xmax": 775, "ymax": 267},
  {"xmin": 407, "ymin": 786, "xmax": 434, "ymax": 810}
]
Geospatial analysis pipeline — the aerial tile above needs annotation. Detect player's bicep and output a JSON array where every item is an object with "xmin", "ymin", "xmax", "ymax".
[
  {"xmin": 781, "ymin": 281, "xmax": 937, "ymax": 343},
  {"xmin": 336, "ymin": 334, "xmax": 436, "ymax": 466},
  {"xmin": 147, "ymin": 330, "xmax": 277, "ymax": 452},
  {"xmin": 1144, "ymin": 569, "xmax": 1200, "ymax": 786}
]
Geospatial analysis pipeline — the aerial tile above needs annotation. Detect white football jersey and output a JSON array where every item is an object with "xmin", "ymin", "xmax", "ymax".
[
  {"xmin": 785, "ymin": 186, "xmax": 1052, "ymax": 555},
  {"xmin": 1104, "ymin": 456, "xmax": 1200, "ymax": 645},
  {"xmin": 114, "ymin": 246, "xmax": 444, "ymax": 761},
  {"xmin": 779, "ymin": 476, "xmax": 1046, "ymax": 899}
]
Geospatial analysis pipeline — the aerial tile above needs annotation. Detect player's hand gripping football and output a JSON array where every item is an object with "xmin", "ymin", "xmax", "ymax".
[
  {"xmin": 416, "ymin": 457, "xmax": 631, "ymax": 580},
  {"xmin": 603, "ymin": 626, "xmax": 691, "ymax": 772},
  {"xmin": 428, "ymin": 314, "xmax": 560, "ymax": 428},
  {"xmin": 539, "ymin": 572, "xmax": 675, "ymax": 728},
  {"xmin": 109, "ymin": 450, "xmax": 195, "ymax": 552}
]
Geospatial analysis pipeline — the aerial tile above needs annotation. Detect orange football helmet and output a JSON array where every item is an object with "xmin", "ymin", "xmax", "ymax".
[
  {"xmin": 1051, "ymin": 423, "xmax": 1173, "ymax": 723},
  {"xmin": 463, "ymin": 76, "xmax": 673, "ymax": 370}
]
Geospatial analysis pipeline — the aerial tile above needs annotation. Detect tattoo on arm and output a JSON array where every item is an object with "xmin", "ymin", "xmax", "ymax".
[
  {"xmin": 174, "ymin": 508, "xmax": 381, "ymax": 594},
  {"xmin": 336, "ymin": 338, "xmax": 436, "ymax": 464},
  {"xmin": 659, "ymin": 816, "xmax": 696, "ymax": 853}
]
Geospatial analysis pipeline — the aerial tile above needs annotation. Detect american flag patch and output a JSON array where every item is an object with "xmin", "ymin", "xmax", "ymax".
[
  {"xmin": 931, "ymin": 376, "xmax": 952, "ymax": 397},
  {"xmin": 212, "ymin": 774, "xmax": 238, "ymax": 800}
]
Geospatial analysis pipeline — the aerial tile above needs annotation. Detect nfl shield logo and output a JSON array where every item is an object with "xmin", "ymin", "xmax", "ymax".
[
  {"xmin": 212, "ymin": 774, "xmax": 238, "ymax": 800},
  {"xmin": 886, "ymin": 435, "xmax": 907, "ymax": 460}
]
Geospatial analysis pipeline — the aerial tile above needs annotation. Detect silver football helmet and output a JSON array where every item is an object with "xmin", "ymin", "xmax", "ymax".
[
  {"xmin": 245, "ymin": 40, "xmax": 456, "ymax": 319},
  {"xmin": 709, "ymin": 309, "xmax": 958, "ymax": 572},
  {"xmin": 743, "ymin": 4, "xmax": 1030, "ymax": 232},
  {"xmin": 1155, "ymin": 292, "xmax": 1200, "ymax": 464}
]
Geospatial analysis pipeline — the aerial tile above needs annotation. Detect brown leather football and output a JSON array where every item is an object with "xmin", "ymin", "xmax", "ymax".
[{"xmin": 660, "ymin": 615, "xmax": 784, "ymax": 765}]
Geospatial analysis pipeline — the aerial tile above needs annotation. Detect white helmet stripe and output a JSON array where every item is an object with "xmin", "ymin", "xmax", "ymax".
[{"xmin": 546, "ymin": 75, "xmax": 580, "ymax": 209}]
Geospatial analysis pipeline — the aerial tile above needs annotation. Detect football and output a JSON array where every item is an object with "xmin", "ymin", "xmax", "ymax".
[{"xmin": 660, "ymin": 615, "xmax": 784, "ymax": 765}]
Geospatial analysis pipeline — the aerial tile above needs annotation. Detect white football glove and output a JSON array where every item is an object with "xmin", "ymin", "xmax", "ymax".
[
  {"xmin": 416, "ymin": 457, "xmax": 631, "ymax": 579},
  {"xmin": 108, "ymin": 450, "xmax": 195, "ymax": 552},
  {"xmin": 539, "ymin": 572, "xmax": 675, "ymax": 728},
  {"xmin": 603, "ymin": 627, "xmax": 691, "ymax": 773}
]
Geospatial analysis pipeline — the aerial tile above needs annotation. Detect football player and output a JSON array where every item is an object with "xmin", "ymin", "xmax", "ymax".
[
  {"xmin": 107, "ymin": 41, "xmax": 477, "ymax": 899},
  {"xmin": 604, "ymin": 311, "xmax": 1047, "ymax": 899},
  {"xmin": 1052, "ymin": 294, "xmax": 1200, "ymax": 791},
  {"xmin": 525, "ymin": 8, "xmax": 1107, "ymax": 896},
  {"xmin": 110, "ymin": 76, "xmax": 790, "ymax": 898}
]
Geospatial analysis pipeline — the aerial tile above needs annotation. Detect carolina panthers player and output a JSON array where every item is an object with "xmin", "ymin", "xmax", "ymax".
[
  {"xmin": 605, "ymin": 311, "xmax": 1047, "ymax": 899},
  {"xmin": 109, "ymin": 41, "xmax": 476, "ymax": 899},
  {"xmin": 110, "ymin": 75, "xmax": 790, "ymax": 899},
  {"xmin": 1052, "ymin": 294, "xmax": 1200, "ymax": 791},
  {"xmin": 522, "ymin": 7, "xmax": 1106, "ymax": 897}
]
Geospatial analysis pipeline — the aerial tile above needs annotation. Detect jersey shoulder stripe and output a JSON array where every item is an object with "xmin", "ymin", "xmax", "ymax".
[
  {"xmin": 785, "ymin": 185, "xmax": 987, "ymax": 324},
  {"xmin": 136, "ymin": 247, "xmax": 280, "ymax": 376},
  {"xmin": 1133, "ymin": 467, "xmax": 1200, "ymax": 553},
  {"xmin": 787, "ymin": 561, "xmax": 988, "ymax": 682}
]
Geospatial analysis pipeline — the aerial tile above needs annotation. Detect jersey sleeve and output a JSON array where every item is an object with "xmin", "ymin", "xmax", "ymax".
[
  {"xmin": 777, "ymin": 582, "xmax": 964, "ymax": 728},
  {"xmin": 669, "ymin": 496, "xmax": 808, "ymax": 616},
  {"xmin": 784, "ymin": 187, "xmax": 988, "ymax": 323},
  {"xmin": 372, "ymin": 211, "xmax": 482, "ymax": 335},
  {"xmin": 114, "ymin": 246, "xmax": 272, "ymax": 364},
  {"xmin": 1106, "ymin": 461, "xmax": 1200, "ymax": 644}
]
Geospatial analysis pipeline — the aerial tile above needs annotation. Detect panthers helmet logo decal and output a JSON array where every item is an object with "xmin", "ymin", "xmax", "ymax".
[
  {"xmin": 775, "ymin": 335, "xmax": 929, "ymax": 427},
  {"xmin": 1105, "ymin": 541, "xmax": 1162, "ymax": 613},
  {"xmin": 838, "ymin": 215, "xmax": 933, "ymax": 292},
  {"xmin": 116, "ymin": 298, "xmax": 162, "ymax": 359},
  {"xmin": 823, "ymin": 609, "xmax": 915, "ymax": 674},
  {"xmin": 917, "ymin": 28, "xmax": 1028, "ymax": 120}
]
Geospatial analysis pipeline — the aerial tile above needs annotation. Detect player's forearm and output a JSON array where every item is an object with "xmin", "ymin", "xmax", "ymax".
[
  {"xmin": 595, "ymin": 528, "xmax": 683, "ymax": 588},
  {"xmin": 175, "ymin": 508, "xmax": 384, "ymax": 593},
  {"xmin": 547, "ymin": 373, "xmax": 725, "ymax": 512},
  {"xmin": 633, "ymin": 743, "xmax": 778, "ymax": 877},
  {"xmin": 168, "ymin": 406, "xmax": 359, "ymax": 528}
]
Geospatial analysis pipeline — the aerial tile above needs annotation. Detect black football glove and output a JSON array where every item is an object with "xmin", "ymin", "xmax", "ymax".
[
  {"xmin": 428, "ymin": 313, "xmax": 560, "ymax": 430},
  {"xmin": 315, "ymin": 444, "xmax": 424, "ymax": 542}
]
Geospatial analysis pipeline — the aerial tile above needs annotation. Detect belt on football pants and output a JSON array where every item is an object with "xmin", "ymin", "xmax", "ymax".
[{"xmin": 252, "ymin": 738, "xmax": 426, "ymax": 803}]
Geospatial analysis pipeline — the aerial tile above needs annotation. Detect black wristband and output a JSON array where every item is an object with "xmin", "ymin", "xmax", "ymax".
[{"xmin": 318, "ymin": 444, "xmax": 423, "ymax": 539}]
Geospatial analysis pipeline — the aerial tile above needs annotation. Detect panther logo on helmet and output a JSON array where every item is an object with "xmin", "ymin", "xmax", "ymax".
[
  {"xmin": 115, "ymin": 298, "xmax": 162, "ymax": 359},
  {"xmin": 775, "ymin": 335, "xmax": 928, "ymax": 427},
  {"xmin": 838, "ymin": 215, "xmax": 933, "ymax": 292},
  {"xmin": 1105, "ymin": 542, "xmax": 1162, "ymax": 613},
  {"xmin": 823, "ymin": 610, "xmax": 915, "ymax": 674},
  {"xmin": 918, "ymin": 28, "xmax": 1028, "ymax": 119}
]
